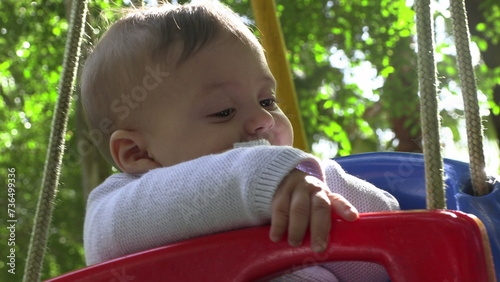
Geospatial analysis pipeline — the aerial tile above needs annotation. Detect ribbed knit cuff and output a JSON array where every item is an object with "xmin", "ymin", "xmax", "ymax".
[{"xmin": 252, "ymin": 147, "xmax": 324, "ymax": 220}]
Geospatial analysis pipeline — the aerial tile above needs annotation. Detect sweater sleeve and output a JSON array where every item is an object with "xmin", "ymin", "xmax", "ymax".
[
  {"xmin": 323, "ymin": 159, "xmax": 400, "ymax": 213},
  {"xmin": 83, "ymin": 141, "xmax": 322, "ymax": 265},
  {"xmin": 318, "ymin": 159, "xmax": 400, "ymax": 282},
  {"xmin": 272, "ymin": 159, "xmax": 400, "ymax": 282}
]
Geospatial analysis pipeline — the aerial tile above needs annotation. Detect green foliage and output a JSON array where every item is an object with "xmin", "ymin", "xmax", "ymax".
[
  {"xmin": 0, "ymin": 1, "xmax": 123, "ymax": 281},
  {"xmin": 0, "ymin": 1, "xmax": 69, "ymax": 281},
  {"xmin": 274, "ymin": 0, "xmax": 418, "ymax": 154},
  {"xmin": 0, "ymin": 0, "xmax": 498, "ymax": 281},
  {"xmin": 478, "ymin": 0, "xmax": 500, "ymax": 45}
]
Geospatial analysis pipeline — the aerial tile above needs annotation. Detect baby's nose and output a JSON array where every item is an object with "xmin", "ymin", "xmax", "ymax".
[{"xmin": 244, "ymin": 108, "xmax": 275, "ymax": 137}]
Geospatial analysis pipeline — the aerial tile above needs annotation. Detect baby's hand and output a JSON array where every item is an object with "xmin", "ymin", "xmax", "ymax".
[{"xmin": 270, "ymin": 169, "xmax": 359, "ymax": 252}]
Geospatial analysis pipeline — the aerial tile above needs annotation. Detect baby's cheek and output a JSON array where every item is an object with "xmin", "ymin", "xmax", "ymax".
[
  {"xmin": 203, "ymin": 140, "xmax": 235, "ymax": 155},
  {"xmin": 274, "ymin": 115, "xmax": 294, "ymax": 146}
]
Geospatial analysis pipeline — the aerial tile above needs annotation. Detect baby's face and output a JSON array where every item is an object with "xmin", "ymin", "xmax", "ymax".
[{"xmin": 142, "ymin": 35, "xmax": 294, "ymax": 167}]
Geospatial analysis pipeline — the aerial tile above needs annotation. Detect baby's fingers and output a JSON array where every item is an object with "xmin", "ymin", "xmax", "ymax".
[
  {"xmin": 286, "ymin": 188, "xmax": 311, "ymax": 247},
  {"xmin": 309, "ymin": 191, "xmax": 332, "ymax": 252},
  {"xmin": 329, "ymin": 193, "xmax": 359, "ymax": 222},
  {"xmin": 270, "ymin": 188, "xmax": 291, "ymax": 243}
]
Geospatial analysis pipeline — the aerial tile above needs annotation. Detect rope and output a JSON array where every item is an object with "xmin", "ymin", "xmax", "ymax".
[
  {"xmin": 23, "ymin": 0, "xmax": 89, "ymax": 281},
  {"xmin": 450, "ymin": 0, "xmax": 491, "ymax": 196},
  {"xmin": 415, "ymin": 0, "xmax": 446, "ymax": 209}
]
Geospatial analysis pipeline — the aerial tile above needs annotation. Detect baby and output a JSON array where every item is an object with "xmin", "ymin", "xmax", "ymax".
[{"xmin": 81, "ymin": 1, "xmax": 399, "ymax": 281}]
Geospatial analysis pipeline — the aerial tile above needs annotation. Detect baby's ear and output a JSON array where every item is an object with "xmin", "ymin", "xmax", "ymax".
[{"xmin": 110, "ymin": 130, "xmax": 161, "ymax": 174}]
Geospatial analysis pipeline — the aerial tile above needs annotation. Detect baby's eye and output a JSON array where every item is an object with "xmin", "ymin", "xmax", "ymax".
[
  {"xmin": 260, "ymin": 98, "xmax": 277, "ymax": 109},
  {"xmin": 210, "ymin": 108, "xmax": 235, "ymax": 118}
]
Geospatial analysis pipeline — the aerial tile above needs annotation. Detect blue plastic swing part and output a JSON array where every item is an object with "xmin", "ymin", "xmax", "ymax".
[{"xmin": 334, "ymin": 152, "xmax": 500, "ymax": 279}]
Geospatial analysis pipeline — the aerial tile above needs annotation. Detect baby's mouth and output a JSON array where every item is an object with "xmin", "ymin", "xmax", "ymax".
[{"xmin": 244, "ymin": 133, "xmax": 272, "ymax": 144}]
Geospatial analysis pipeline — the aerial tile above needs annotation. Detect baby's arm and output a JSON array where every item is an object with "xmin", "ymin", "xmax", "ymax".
[{"xmin": 84, "ymin": 141, "xmax": 324, "ymax": 265}]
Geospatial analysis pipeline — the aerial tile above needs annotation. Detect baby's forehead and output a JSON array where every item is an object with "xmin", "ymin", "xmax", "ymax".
[
  {"xmin": 143, "ymin": 34, "xmax": 262, "ymax": 79},
  {"xmin": 112, "ymin": 32, "xmax": 266, "ymax": 104}
]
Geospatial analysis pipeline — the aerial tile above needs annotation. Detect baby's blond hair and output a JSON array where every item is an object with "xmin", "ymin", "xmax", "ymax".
[{"xmin": 81, "ymin": 1, "xmax": 260, "ymax": 166}]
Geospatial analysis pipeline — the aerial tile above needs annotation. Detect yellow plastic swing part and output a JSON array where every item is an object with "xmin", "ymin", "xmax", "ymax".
[{"xmin": 251, "ymin": 0, "xmax": 309, "ymax": 152}]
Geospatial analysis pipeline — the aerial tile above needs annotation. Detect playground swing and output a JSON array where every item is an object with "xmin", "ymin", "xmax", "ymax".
[{"xmin": 24, "ymin": 0, "xmax": 499, "ymax": 281}]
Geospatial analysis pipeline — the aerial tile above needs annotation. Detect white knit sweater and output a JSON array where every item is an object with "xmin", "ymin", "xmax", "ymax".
[{"xmin": 84, "ymin": 140, "xmax": 399, "ymax": 281}]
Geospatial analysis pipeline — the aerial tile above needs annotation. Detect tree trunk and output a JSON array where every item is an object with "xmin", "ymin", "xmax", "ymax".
[{"xmin": 382, "ymin": 36, "xmax": 422, "ymax": 153}]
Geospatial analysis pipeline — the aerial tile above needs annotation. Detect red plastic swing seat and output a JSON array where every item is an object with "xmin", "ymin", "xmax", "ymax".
[{"xmin": 47, "ymin": 210, "xmax": 496, "ymax": 282}]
